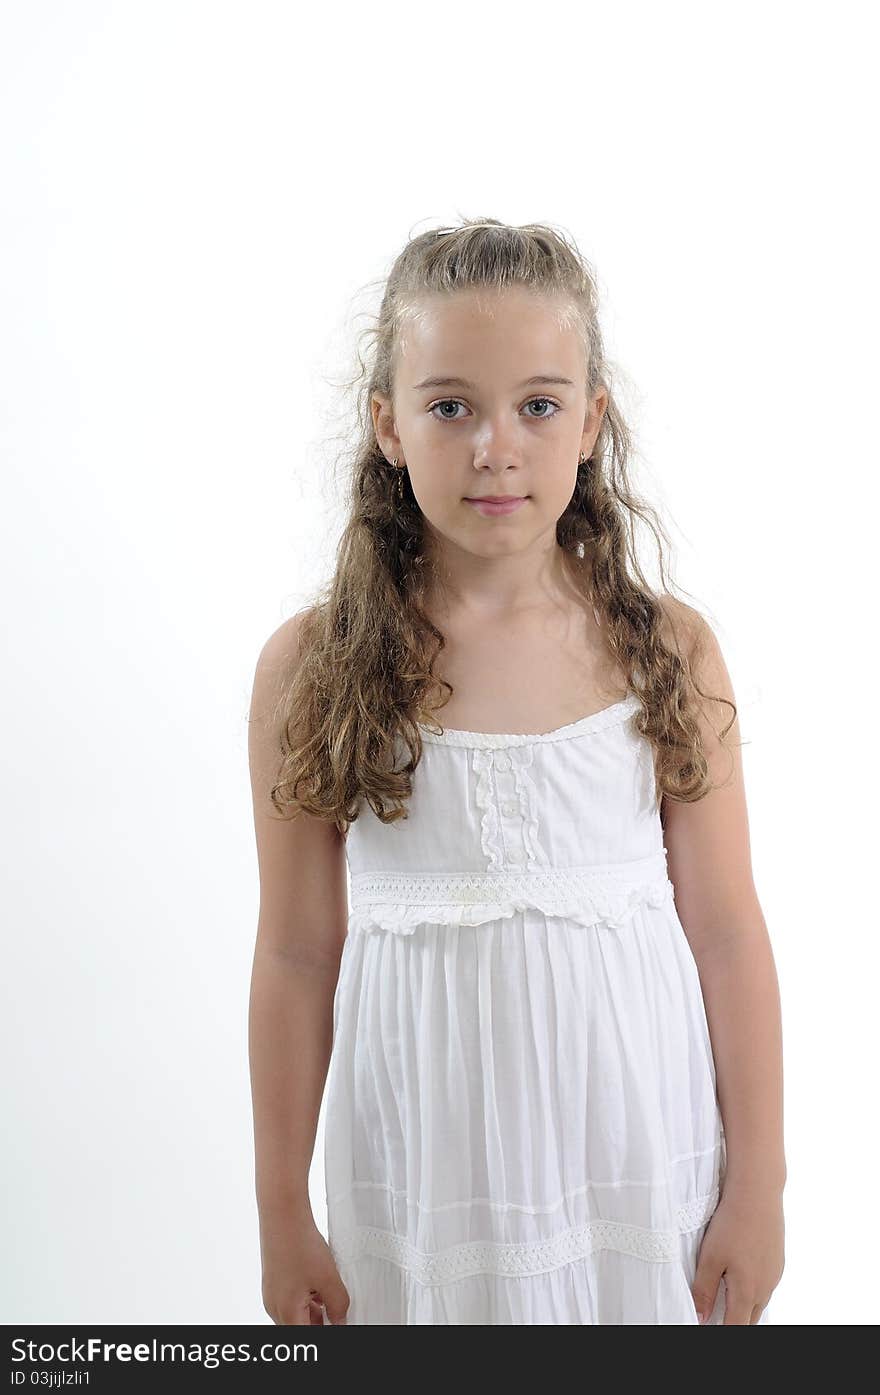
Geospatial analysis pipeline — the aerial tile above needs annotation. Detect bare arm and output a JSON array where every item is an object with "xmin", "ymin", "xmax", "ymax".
[
  {"xmin": 247, "ymin": 611, "xmax": 349, "ymax": 1226},
  {"xmin": 660, "ymin": 601, "xmax": 786, "ymax": 1196}
]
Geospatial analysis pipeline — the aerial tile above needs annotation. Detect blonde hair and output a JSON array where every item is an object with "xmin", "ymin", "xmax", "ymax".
[{"xmin": 269, "ymin": 217, "xmax": 735, "ymax": 834}]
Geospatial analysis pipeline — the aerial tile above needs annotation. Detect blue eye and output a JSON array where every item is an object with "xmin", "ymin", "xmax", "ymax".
[{"xmin": 428, "ymin": 396, "xmax": 561, "ymax": 422}]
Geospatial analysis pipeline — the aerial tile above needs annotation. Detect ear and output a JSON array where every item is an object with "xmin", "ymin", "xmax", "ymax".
[
  {"xmin": 371, "ymin": 391, "xmax": 400, "ymax": 460},
  {"xmin": 582, "ymin": 386, "xmax": 609, "ymax": 455}
]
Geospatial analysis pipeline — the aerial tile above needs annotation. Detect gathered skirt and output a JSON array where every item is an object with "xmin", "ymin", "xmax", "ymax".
[{"xmin": 323, "ymin": 895, "xmax": 767, "ymax": 1324}]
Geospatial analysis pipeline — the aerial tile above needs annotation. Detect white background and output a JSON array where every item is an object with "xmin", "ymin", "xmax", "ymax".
[{"xmin": 1, "ymin": 0, "xmax": 876, "ymax": 1325}]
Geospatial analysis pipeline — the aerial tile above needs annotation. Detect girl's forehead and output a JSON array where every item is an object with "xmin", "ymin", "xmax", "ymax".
[{"xmin": 397, "ymin": 295, "xmax": 580, "ymax": 368}]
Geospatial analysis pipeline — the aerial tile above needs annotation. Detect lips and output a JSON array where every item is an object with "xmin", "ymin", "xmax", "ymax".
[{"xmin": 465, "ymin": 496, "xmax": 527, "ymax": 516}]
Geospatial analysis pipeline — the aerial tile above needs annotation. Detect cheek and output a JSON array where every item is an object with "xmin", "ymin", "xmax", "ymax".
[
  {"xmin": 406, "ymin": 474, "xmax": 444, "ymax": 510},
  {"xmin": 404, "ymin": 479, "xmax": 461, "ymax": 528},
  {"xmin": 554, "ymin": 474, "xmax": 579, "ymax": 507},
  {"xmin": 411, "ymin": 466, "xmax": 465, "ymax": 500}
]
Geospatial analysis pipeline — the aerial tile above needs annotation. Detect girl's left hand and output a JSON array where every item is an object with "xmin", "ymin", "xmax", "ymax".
[{"xmin": 691, "ymin": 1185, "xmax": 785, "ymax": 1324}]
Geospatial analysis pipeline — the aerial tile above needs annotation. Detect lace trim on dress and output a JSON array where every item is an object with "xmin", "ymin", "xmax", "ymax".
[
  {"xmin": 417, "ymin": 691, "xmax": 642, "ymax": 748},
  {"xmin": 510, "ymin": 744, "xmax": 543, "ymax": 867},
  {"xmin": 330, "ymin": 1187, "xmax": 720, "ymax": 1283},
  {"xmin": 472, "ymin": 743, "xmax": 545, "ymax": 869},
  {"xmin": 347, "ymin": 851, "xmax": 673, "ymax": 936},
  {"xmin": 472, "ymin": 748, "xmax": 505, "ymax": 868}
]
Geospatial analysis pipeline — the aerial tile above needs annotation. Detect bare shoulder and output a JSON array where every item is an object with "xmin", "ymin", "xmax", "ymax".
[
  {"xmin": 656, "ymin": 593, "xmax": 703, "ymax": 659},
  {"xmin": 251, "ymin": 610, "xmax": 309, "ymax": 698},
  {"xmin": 248, "ymin": 607, "xmax": 347, "ymax": 968},
  {"xmin": 657, "ymin": 595, "xmax": 735, "ymax": 719},
  {"xmin": 247, "ymin": 609, "xmax": 310, "ymax": 790}
]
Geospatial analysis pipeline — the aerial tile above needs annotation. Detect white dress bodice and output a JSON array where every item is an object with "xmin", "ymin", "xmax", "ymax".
[{"xmin": 344, "ymin": 691, "xmax": 672, "ymax": 936}]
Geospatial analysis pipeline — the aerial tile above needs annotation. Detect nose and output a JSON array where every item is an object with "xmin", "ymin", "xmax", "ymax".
[{"xmin": 471, "ymin": 445, "xmax": 524, "ymax": 476}]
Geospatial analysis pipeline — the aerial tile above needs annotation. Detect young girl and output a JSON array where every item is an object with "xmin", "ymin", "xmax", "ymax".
[{"xmin": 247, "ymin": 219, "xmax": 786, "ymax": 1326}]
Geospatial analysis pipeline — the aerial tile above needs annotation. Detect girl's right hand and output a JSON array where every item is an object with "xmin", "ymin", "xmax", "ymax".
[{"xmin": 261, "ymin": 1210, "xmax": 351, "ymax": 1326}]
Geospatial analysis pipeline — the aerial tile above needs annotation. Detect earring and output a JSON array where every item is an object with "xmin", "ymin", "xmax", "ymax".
[{"xmin": 391, "ymin": 456, "xmax": 404, "ymax": 502}]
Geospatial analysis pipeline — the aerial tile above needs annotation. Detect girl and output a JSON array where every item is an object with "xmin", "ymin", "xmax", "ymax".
[{"xmin": 247, "ymin": 218, "xmax": 786, "ymax": 1326}]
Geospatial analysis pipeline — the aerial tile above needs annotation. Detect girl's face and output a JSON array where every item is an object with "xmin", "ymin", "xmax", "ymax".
[{"xmin": 372, "ymin": 287, "xmax": 607, "ymax": 561}]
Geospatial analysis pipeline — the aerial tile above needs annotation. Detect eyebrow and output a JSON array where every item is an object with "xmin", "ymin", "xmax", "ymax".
[{"xmin": 411, "ymin": 374, "xmax": 576, "ymax": 391}]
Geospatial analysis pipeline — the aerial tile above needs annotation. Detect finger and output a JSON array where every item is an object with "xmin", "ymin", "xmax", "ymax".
[
  {"xmin": 321, "ymin": 1275, "xmax": 351, "ymax": 1326},
  {"xmin": 721, "ymin": 1278, "xmax": 753, "ymax": 1325},
  {"xmin": 692, "ymin": 1268, "xmax": 723, "ymax": 1324},
  {"xmin": 287, "ymin": 1295, "xmax": 316, "ymax": 1326}
]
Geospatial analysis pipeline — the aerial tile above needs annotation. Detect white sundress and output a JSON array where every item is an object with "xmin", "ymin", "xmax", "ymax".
[{"xmin": 323, "ymin": 691, "xmax": 760, "ymax": 1325}]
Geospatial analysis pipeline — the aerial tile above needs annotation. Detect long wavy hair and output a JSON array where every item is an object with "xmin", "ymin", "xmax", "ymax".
[{"xmin": 269, "ymin": 217, "xmax": 736, "ymax": 835}]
